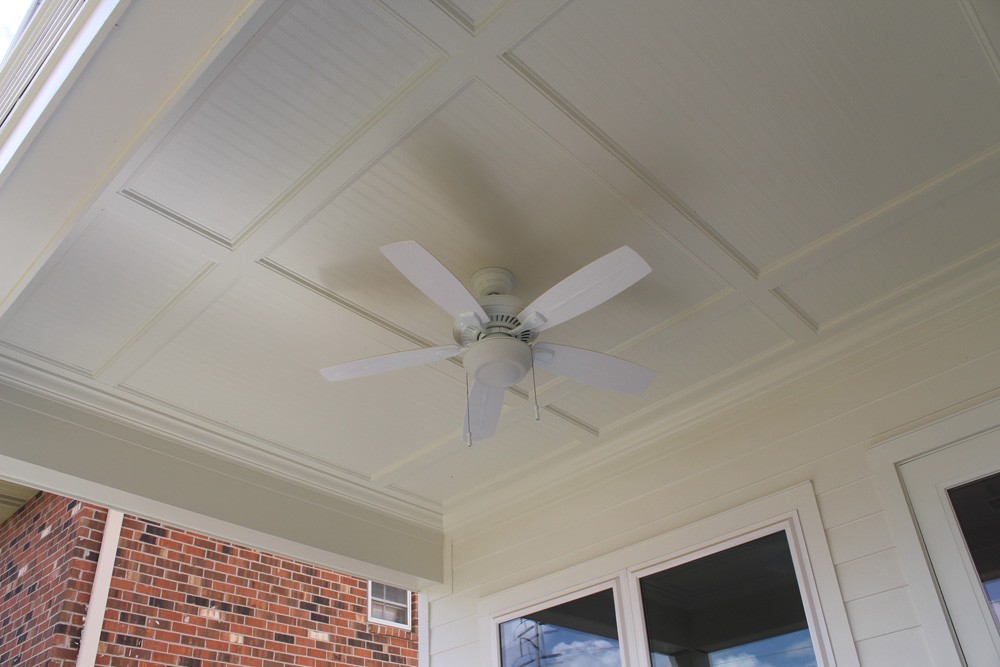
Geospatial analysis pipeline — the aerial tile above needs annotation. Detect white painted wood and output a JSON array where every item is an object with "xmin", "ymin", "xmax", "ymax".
[
  {"xmin": 778, "ymin": 162, "xmax": 1000, "ymax": 328},
  {"xmin": 826, "ymin": 514, "xmax": 894, "ymax": 565},
  {"xmin": 835, "ymin": 549, "xmax": 907, "ymax": 603},
  {"xmin": 122, "ymin": 277, "xmax": 470, "ymax": 478},
  {"xmin": 476, "ymin": 485, "xmax": 859, "ymax": 667},
  {"xmin": 551, "ymin": 303, "xmax": 787, "ymax": 430},
  {"xmin": 76, "ymin": 509, "xmax": 124, "ymax": 667},
  {"xmin": 0, "ymin": 0, "xmax": 131, "ymax": 188},
  {"xmin": 0, "ymin": 399, "xmax": 444, "ymax": 587},
  {"xmin": 267, "ymin": 81, "xmax": 724, "ymax": 355},
  {"xmin": 510, "ymin": 0, "xmax": 1000, "ymax": 270},
  {"xmin": 0, "ymin": 209, "xmax": 208, "ymax": 372},
  {"xmin": 870, "ymin": 396, "xmax": 1000, "ymax": 666},
  {"xmin": 129, "ymin": 0, "xmax": 439, "ymax": 240},
  {"xmin": 844, "ymin": 587, "xmax": 920, "ymax": 642},
  {"xmin": 900, "ymin": 425, "xmax": 1000, "ymax": 663},
  {"xmin": 816, "ymin": 477, "xmax": 882, "ymax": 530},
  {"xmin": 2, "ymin": 4, "xmax": 1000, "ymax": 665},
  {"xmin": 855, "ymin": 627, "xmax": 934, "ymax": 667}
]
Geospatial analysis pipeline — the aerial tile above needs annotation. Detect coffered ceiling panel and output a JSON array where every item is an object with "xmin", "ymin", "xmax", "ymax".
[
  {"xmin": 389, "ymin": 410, "xmax": 581, "ymax": 503},
  {"xmin": 0, "ymin": 210, "xmax": 209, "ymax": 373},
  {"xmin": 127, "ymin": 0, "xmax": 439, "ymax": 242},
  {"xmin": 550, "ymin": 304, "xmax": 789, "ymax": 431},
  {"xmin": 122, "ymin": 277, "xmax": 469, "ymax": 478},
  {"xmin": 510, "ymin": 0, "xmax": 1000, "ymax": 271},
  {"xmin": 268, "ymin": 82, "xmax": 726, "ymax": 354},
  {"xmin": 779, "ymin": 165, "xmax": 1000, "ymax": 328}
]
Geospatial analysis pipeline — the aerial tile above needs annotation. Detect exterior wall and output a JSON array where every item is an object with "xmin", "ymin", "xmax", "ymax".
[
  {"xmin": 0, "ymin": 493, "xmax": 104, "ymax": 666},
  {"xmin": 426, "ymin": 290, "xmax": 1000, "ymax": 664},
  {"xmin": 0, "ymin": 497, "xmax": 419, "ymax": 667},
  {"xmin": 100, "ymin": 514, "xmax": 418, "ymax": 666}
]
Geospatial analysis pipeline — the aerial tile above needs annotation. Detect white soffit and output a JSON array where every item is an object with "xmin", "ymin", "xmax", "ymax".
[
  {"xmin": 126, "ymin": 0, "xmax": 440, "ymax": 243},
  {"xmin": 509, "ymin": 0, "xmax": 1000, "ymax": 271},
  {"xmin": 267, "ymin": 82, "xmax": 726, "ymax": 352},
  {"xmin": 0, "ymin": 209, "xmax": 210, "ymax": 373},
  {"xmin": 778, "ymin": 163, "xmax": 1000, "ymax": 328},
  {"xmin": 0, "ymin": 0, "xmax": 999, "ymax": 532}
]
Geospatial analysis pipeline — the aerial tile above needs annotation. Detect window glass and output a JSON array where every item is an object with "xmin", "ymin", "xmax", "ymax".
[
  {"xmin": 948, "ymin": 470, "xmax": 1000, "ymax": 630},
  {"xmin": 639, "ymin": 531, "xmax": 818, "ymax": 667},
  {"xmin": 368, "ymin": 580, "xmax": 411, "ymax": 628},
  {"xmin": 499, "ymin": 588, "xmax": 622, "ymax": 667}
]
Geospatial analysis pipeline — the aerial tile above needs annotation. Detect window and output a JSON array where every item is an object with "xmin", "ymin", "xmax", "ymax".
[
  {"xmin": 369, "ymin": 580, "xmax": 411, "ymax": 629},
  {"xmin": 499, "ymin": 588, "xmax": 622, "ymax": 667},
  {"xmin": 879, "ymin": 401, "xmax": 1000, "ymax": 665},
  {"xmin": 949, "ymin": 471, "xmax": 1000, "ymax": 631},
  {"xmin": 484, "ymin": 483, "xmax": 858, "ymax": 666},
  {"xmin": 639, "ymin": 531, "xmax": 818, "ymax": 667}
]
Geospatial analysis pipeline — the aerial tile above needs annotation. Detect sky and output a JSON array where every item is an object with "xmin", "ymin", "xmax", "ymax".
[
  {"xmin": 0, "ymin": 0, "xmax": 35, "ymax": 62},
  {"xmin": 501, "ymin": 623, "xmax": 818, "ymax": 667}
]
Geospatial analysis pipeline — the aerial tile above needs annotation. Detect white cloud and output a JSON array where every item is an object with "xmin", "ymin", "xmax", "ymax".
[
  {"xmin": 709, "ymin": 652, "xmax": 774, "ymax": 667},
  {"xmin": 549, "ymin": 639, "xmax": 622, "ymax": 666}
]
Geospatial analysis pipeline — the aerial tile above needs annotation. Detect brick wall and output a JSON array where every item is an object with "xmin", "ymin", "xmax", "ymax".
[
  {"xmin": 0, "ymin": 495, "xmax": 419, "ymax": 667},
  {"xmin": 101, "ymin": 515, "xmax": 418, "ymax": 666},
  {"xmin": 0, "ymin": 493, "xmax": 105, "ymax": 666}
]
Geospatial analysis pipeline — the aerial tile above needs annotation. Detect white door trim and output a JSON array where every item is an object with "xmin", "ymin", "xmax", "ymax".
[{"xmin": 869, "ymin": 394, "xmax": 1000, "ymax": 666}]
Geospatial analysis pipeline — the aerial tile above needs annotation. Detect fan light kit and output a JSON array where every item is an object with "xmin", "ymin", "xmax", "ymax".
[{"xmin": 320, "ymin": 241, "xmax": 654, "ymax": 442}]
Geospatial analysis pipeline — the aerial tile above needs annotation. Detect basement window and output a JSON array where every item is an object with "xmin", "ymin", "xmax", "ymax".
[{"xmin": 368, "ymin": 580, "xmax": 411, "ymax": 629}]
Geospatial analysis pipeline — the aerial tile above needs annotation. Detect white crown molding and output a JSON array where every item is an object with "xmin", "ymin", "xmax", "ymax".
[{"xmin": 0, "ymin": 351, "xmax": 443, "ymax": 530}]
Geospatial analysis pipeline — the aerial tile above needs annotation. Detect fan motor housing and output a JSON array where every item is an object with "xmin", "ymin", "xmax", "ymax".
[{"xmin": 463, "ymin": 337, "xmax": 532, "ymax": 388}]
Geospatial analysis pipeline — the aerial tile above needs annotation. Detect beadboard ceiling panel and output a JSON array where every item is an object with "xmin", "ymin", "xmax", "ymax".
[
  {"xmin": 127, "ymin": 0, "xmax": 439, "ymax": 242},
  {"xmin": 389, "ymin": 411, "xmax": 581, "ymax": 503},
  {"xmin": 550, "ymin": 304, "xmax": 789, "ymax": 431},
  {"xmin": 0, "ymin": 210, "xmax": 209, "ymax": 373},
  {"xmin": 779, "ymin": 165, "xmax": 1000, "ymax": 328},
  {"xmin": 2, "ymin": 0, "xmax": 1000, "ymax": 536},
  {"xmin": 121, "ymin": 278, "xmax": 468, "ymax": 478},
  {"xmin": 510, "ymin": 0, "xmax": 1000, "ymax": 271},
  {"xmin": 268, "ymin": 83, "xmax": 725, "ymax": 355}
]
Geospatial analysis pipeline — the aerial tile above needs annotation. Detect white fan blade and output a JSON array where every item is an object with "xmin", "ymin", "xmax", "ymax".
[
  {"xmin": 381, "ymin": 241, "xmax": 488, "ymax": 322},
  {"xmin": 517, "ymin": 246, "xmax": 650, "ymax": 332},
  {"xmin": 463, "ymin": 381, "xmax": 504, "ymax": 442},
  {"xmin": 320, "ymin": 345, "xmax": 460, "ymax": 382},
  {"xmin": 533, "ymin": 343, "xmax": 654, "ymax": 395}
]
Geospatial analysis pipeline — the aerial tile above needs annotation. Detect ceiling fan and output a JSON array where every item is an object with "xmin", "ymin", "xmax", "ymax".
[{"xmin": 320, "ymin": 241, "xmax": 655, "ymax": 442}]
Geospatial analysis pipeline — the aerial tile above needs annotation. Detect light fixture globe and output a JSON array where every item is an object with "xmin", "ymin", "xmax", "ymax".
[{"xmin": 462, "ymin": 337, "xmax": 531, "ymax": 388}]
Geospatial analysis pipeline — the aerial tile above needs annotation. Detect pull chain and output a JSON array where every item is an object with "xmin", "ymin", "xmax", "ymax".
[
  {"xmin": 530, "ymin": 354, "xmax": 540, "ymax": 421},
  {"xmin": 465, "ymin": 371, "xmax": 473, "ymax": 446}
]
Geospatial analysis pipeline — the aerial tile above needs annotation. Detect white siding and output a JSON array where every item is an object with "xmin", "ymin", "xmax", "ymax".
[{"xmin": 427, "ymin": 302, "xmax": 1000, "ymax": 665}]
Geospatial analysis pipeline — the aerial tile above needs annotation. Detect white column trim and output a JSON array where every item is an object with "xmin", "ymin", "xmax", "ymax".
[{"xmin": 76, "ymin": 508, "xmax": 124, "ymax": 667}]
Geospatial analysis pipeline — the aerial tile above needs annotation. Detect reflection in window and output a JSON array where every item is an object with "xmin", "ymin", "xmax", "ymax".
[
  {"xmin": 640, "ymin": 532, "xmax": 818, "ymax": 667},
  {"xmin": 499, "ymin": 588, "xmax": 622, "ymax": 667},
  {"xmin": 948, "ymin": 471, "xmax": 1000, "ymax": 629}
]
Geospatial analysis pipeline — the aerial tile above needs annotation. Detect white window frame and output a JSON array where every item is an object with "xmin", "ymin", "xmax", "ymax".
[
  {"xmin": 869, "ymin": 395, "xmax": 1000, "ymax": 666},
  {"xmin": 491, "ymin": 577, "xmax": 631, "ymax": 667},
  {"xmin": 478, "ymin": 482, "xmax": 859, "ymax": 667},
  {"xmin": 368, "ymin": 580, "xmax": 412, "ymax": 630}
]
